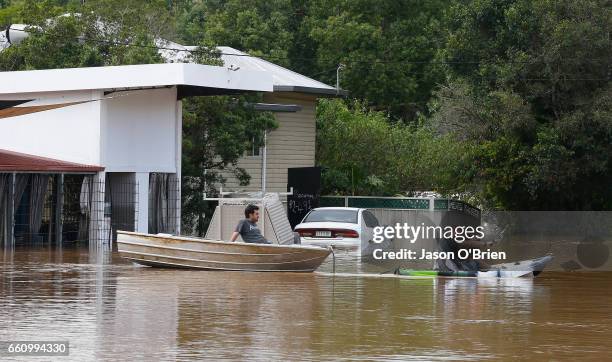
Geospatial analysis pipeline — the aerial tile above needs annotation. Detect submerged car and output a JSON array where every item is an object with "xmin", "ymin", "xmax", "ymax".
[{"xmin": 294, "ymin": 207, "xmax": 381, "ymax": 250}]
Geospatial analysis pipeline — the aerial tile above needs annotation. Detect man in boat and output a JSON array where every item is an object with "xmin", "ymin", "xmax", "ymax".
[
  {"xmin": 435, "ymin": 211, "xmax": 486, "ymax": 272},
  {"xmin": 229, "ymin": 204, "xmax": 271, "ymax": 244}
]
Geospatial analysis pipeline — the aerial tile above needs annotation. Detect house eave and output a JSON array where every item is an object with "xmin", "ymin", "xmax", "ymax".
[{"xmin": 273, "ymin": 85, "xmax": 348, "ymax": 97}]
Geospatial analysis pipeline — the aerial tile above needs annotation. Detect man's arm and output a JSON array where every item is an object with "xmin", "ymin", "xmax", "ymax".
[{"xmin": 230, "ymin": 220, "xmax": 244, "ymax": 242}]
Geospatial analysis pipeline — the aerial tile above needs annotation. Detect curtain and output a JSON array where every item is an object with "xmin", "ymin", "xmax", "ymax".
[
  {"xmin": 149, "ymin": 173, "xmax": 169, "ymax": 234},
  {"xmin": 13, "ymin": 174, "xmax": 29, "ymax": 213},
  {"xmin": 27, "ymin": 175, "xmax": 49, "ymax": 241},
  {"xmin": 0, "ymin": 174, "xmax": 9, "ymax": 244},
  {"xmin": 10, "ymin": 174, "xmax": 49, "ymax": 242},
  {"xmin": 77, "ymin": 176, "xmax": 91, "ymax": 241},
  {"xmin": 11, "ymin": 174, "xmax": 29, "ymax": 242}
]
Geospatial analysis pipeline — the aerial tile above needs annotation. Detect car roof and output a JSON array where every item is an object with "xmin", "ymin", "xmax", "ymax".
[{"xmin": 311, "ymin": 207, "xmax": 363, "ymax": 211}]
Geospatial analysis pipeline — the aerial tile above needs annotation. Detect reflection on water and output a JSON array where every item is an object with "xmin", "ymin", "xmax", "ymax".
[{"xmin": 1, "ymin": 245, "xmax": 611, "ymax": 361}]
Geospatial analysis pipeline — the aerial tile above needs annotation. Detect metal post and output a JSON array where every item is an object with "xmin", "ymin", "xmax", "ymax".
[
  {"xmin": 218, "ymin": 187, "xmax": 223, "ymax": 240},
  {"xmin": 175, "ymin": 98, "xmax": 183, "ymax": 235},
  {"xmin": 135, "ymin": 173, "xmax": 149, "ymax": 234},
  {"xmin": 7, "ymin": 173, "xmax": 15, "ymax": 247},
  {"xmin": 336, "ymin": 64, "xmax": 345, "ymax": 95},
  {"xmin": 90, "ymin": 172, "xmax": 106, "ymax": 247},
  {"xmin": 261, "ymin": 130, "xmax": 268, "ymax": 194},
  {"xmin": 54, "ymin": 174, "xmax": 64, "ymax": 244},
  {"xmin": 133, "ymin": 180, "xmax": 139, "ymax": 233},
  {"xmin": 261, "ymin": 202, "xmax": 266, "ymax": 238}
]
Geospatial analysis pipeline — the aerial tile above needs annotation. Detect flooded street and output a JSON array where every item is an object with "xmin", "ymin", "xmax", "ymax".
[{"xmin": 1, "ymin": 246, "xmax": 611, "ymax": 361}]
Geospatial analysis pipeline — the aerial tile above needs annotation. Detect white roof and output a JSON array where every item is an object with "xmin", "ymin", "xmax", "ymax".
[
  {"xmin": 217, "ymin": 47, "xmax": 340, "ymax": 95},
  {"xmin": 0, "ymin": 63, "xmax": 272, "ymax": 96},
  {"xmin": 0, "ymin": 26, "xmax": 340, "ymax": 96},
  {"xmin": 314, "ymin": 207, "xmax": 362, "ymax": 211},
  {"xmin": 159, "ymin": 41, "xmax": 340, "ymax": 96}
]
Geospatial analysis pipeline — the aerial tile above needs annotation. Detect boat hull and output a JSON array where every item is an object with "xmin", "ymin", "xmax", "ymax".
[
  {"xmin": 396, "ymin": 255, "xmax": 553, "ymax": 279},
  {"xmin": 117, "ymin": 231, "xmax": 331, "ymax": 272}
]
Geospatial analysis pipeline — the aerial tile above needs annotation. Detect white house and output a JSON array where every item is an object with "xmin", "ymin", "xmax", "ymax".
[
  {"xmin": 0, "ymin": 63, "xmax": 271, "ymax": 245},
  {"xmin": 0, "ymin": 27, "xmax": 343, "ymax": 246}
]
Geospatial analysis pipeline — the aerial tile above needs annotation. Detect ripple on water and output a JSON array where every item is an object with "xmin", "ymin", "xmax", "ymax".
[{"xmin": 0, "ymin": 247, "xmax": 611, "ymax": 361}]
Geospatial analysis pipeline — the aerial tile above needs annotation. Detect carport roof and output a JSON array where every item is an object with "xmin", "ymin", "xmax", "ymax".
[
  {"xmin": 0, "ymin": 63, "xmax": 272, "ymax": 97},
  {"xmin": 0, "ymin": 149, "xmax": 104, "ymax": 172}
]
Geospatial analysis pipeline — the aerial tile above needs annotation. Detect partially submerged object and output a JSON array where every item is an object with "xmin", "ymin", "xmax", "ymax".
[
  {"xmin": 396, "ymin": 255, "xmax": 553, "ymax": 278},
  {"xmin": 117, "ymin": 231, "xmax": 331, "ymax": 272}
]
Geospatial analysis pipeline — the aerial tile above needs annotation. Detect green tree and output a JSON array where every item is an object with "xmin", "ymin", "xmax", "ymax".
[
  {"xmin": 0, "ymin": 1, "xmax": 164, "ymax": 70},
  {"xmin": 317, "ymin": 99, "xmax": 470, "ymax": 196},
  {"xmin": 432, "ymin": 0, "xmax": 612, "ymax": 210},
  {"xmin": 306, "ymin": 0, "xmax": 449, "ymax": 121},
  {"xmin": 3, "ymin": 0, "xmax": 611, "ymax": 211},
  {"xmin": 176, "ymin": 0, "xmax": 294, "ymax": 67},
  {"xmin": 0, "ymin": 1, "xmax": 23, "ymax": 28}
]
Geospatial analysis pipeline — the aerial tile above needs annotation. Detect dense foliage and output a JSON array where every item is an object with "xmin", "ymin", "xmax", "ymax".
[
  {"xmin": 434, "ymin": 0, "xmax": 611, "ymax": 210},
  {"xmin": 316, "ymin": 99, "xmax": 474, "ymax": 197},
  {"xmin": 0, "ymin": 0, "xmax": 610, "ymax": 211}
]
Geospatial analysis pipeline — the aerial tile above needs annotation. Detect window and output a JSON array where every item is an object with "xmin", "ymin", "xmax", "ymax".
[
  {"xmin": 247, "ymin": 136, "xmax": 261, "ymax": 156},
  {"xmin": 303, "ymin": 209, "xmax": 358, "ymax": 224},
  {"xmin": 362, "ymin": 210, "xmax": 380, "ymax": 227}
]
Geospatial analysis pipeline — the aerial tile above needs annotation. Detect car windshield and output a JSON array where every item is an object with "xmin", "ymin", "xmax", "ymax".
[{"xmin": 303, "ymin": 209, "xmax": 358, "ymax": 224}]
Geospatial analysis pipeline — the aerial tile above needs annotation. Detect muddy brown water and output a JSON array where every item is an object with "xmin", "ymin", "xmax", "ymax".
[{"xmin": 0, "ymin": 245, "xmax": 611, "ymax": 361}]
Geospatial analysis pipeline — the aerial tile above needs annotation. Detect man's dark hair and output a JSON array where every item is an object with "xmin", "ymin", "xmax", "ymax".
[{"xmin": 245, "ymin": 204, "xmax": 259, "ymax": 218}]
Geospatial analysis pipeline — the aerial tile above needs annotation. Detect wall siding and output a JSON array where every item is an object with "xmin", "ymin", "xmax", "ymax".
[{"xmin": 220, "ymin": 93, "xmax": 317, "ymax": 193}]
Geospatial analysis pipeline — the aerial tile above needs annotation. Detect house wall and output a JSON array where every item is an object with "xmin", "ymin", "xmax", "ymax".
[
  {"xmin": 100, "ymin": 87, "xmax": 182, "ymax": 235},
  {"xmin": 0, "ymin": 90, "xmax": 103, "ymax": 165},
  {"xmin": 0, "ymin": 87, "xmax": 181, "ymax": 175},
  {"xmin": 0, "ymin": 87, "xmax": 183, "ymax": 240},
  {"xmin": 220, "ymin": 93, "xmax": 317, "ymax": 193},
  {"xmin": 101, "ymin": 87, "xmax": 180, "ymax": 173}
]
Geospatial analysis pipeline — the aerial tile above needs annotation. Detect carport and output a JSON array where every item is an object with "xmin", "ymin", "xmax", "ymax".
[{"xmin": 0, "ymin": 149, "xmax": 103, "ymax": 246}]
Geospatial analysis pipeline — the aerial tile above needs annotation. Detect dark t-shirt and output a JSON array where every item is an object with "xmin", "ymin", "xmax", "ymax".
[
  {"xmin": 234, "ymin": 219, "xmax": 270, "ymax": 244},
  {"xmin": 436, "ymin": 238, "xmax": 479, "ymax": 272}
]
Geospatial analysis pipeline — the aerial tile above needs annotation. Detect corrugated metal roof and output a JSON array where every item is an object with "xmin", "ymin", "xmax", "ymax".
[
  {"xmin": 217, "ymin": 46, "xmax": 340, "ymax": 96},
  {"xmin": 0, "ymin": 63, "xmax": 272, "ymax": 95},
  {"xmin": 0, "ymin": 149, "xmax": 103, "ymax": 172},
  {"xmin": 160, "ymin": 41, "xmax": 341, "ymax": 96},
  {"xmin": 1, "ymin": 27, "xmax": 341, "ymax": 96}
]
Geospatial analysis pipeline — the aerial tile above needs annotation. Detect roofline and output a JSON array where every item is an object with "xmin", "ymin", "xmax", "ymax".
[
  {"xmin": 217, "ymin": 46, "xmax": 342, "ymax": 95},
  {"xmin": 0, "ymin": 63, "xmax": 273, "ymax": 96},
  {"xmin": 273, "ymin": 85, "xmax": 348, "ymax": 97},
  {"xmin": 314, "ymin": 207, "xmax": 362, "ymax": 211},
  {"xmin": 0, "ymin": 170, "xmax": 99, "ymax": 174},
  {"xmin": 0, "ymin": 148, "xmax": 104, "ymax": 172}
]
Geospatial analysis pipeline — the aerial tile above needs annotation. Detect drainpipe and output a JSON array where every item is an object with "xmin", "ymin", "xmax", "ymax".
[{"xmin": 261, "ymin": 130, "xmax": 268, "ymax": 195}]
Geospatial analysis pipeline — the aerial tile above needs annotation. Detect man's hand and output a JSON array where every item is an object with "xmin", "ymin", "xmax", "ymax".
[{"xmin": 229, "ymin": 231, "xmax": 240, "ymax": 242}]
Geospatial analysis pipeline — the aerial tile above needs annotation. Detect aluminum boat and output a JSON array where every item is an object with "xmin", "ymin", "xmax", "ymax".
[{"xmin": 117, "ymin": 231, "xmax": 331, "ymax": 272}]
